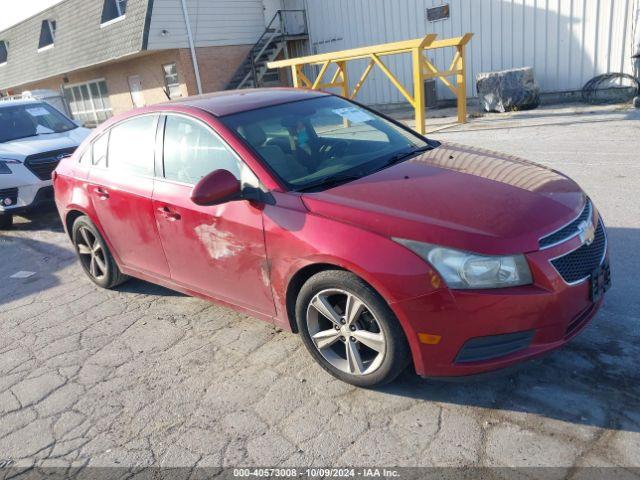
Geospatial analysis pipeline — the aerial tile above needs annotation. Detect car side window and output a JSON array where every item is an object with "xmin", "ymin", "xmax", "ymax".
[
  {"xmin": 92, "ymin": 132, "xmax": 109, "ymax": 167},
  {"xmin": 163, "ymin": 115, "xmax": 241, "ymax": 185},
  {"xmin": 107, "ymin": 115, "xmax": 157, "ymax": 176}
]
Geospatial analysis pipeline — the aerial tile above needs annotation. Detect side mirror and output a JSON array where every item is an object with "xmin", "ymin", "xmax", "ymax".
[
  {"xmin": 73, "ymin": 119, "xmax": 85, "ymax": 128},
  {"xmin": 191, "ymin": 169, "xmax": 241, "ymax": 206}
]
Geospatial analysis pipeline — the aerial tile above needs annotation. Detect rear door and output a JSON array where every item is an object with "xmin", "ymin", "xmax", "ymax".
[
  {"xmin": 151, "ymin": 113, "xmax": 275, "ymax": 316},
  {"xmin": 88, "ymin": 114, "xmax": 170, "ymax": 278}
]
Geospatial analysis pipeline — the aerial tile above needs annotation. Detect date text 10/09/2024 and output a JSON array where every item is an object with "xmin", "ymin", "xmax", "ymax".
[{"xmin": 233, "ymin": 468, "xmax": 401, "ymax": 478}]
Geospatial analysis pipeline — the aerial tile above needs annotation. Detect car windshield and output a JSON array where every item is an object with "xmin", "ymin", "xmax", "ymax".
[
  {"xmin": 220, "ymin": 95, "xmax": 434, "ymax": 191},
  {"xmin": 0, "ymin": 103, "xmax": 77, "ymax": 143}
]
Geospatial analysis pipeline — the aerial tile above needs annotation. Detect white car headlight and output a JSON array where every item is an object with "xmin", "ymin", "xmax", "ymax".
[{"xmin": 394, "ymin": 239, "xmax": 533, "ymax": 289}]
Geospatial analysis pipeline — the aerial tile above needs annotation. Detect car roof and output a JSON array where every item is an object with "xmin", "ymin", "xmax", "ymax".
[
  {"xmin": 167, "ymin": 87, "xmax": 330, "ymax": 117},
  {"xmin": 0, "ymin": 99, "xmax": 41, "ymax": 108}
]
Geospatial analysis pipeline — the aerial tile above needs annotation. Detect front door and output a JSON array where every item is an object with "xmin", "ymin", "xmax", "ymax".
[
  {"xmin": 128, "ymin": 75, "xmax": 145, "ymax": 108},
  {"xmin": 263, "ymin": 0, "xmax": 283, "ymax": 25},
  {"xmin": 152, "ymin": 114, "xmax": 275, "ymax": 316},
  {"xmin": 88, "ymin": 114, "xmax": 170, "ymax": 278}
]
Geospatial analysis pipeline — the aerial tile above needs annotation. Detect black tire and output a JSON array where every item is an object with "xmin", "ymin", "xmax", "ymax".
[
  {"xmin": 72, "ymin": 215, "xmax": 128, "ymax": 289},
  {"xmin": 0, "ymin": 214, "xmax": 13, "ymax": 230},
  {"xmin": 295, "ymin": 270, "xmax": 411, "ymax": 387}
]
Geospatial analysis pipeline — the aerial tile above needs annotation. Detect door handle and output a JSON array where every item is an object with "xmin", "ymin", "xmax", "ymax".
[
  {"xmin": 157, "ymin": 205, "xmax": 181, "ymax": 221},
  {"xmin": 94, "ymin": 187, "xmax": 109, "ymax": 200}
]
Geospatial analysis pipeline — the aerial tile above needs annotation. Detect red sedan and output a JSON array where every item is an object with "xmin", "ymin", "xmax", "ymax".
[{"xmin": 53, "ymin": 88, "xmax": 610, "ymax": 386}]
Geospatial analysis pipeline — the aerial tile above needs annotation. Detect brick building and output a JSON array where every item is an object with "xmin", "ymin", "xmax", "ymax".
[{"xmin": 0, "ymin": 0, "xmax": 308, "ymax": 125}]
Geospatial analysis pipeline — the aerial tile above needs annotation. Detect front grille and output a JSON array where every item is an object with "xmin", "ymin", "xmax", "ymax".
[
  {"xmin": 24, "ymin": 147, "xmax": 76, "ymax": 181},
  {"xmin": 0, "ymin": 187, "xmax": 18, "ymax": 207},
  {"xmin": 550, "ymin": 219, "xmax": 607, "ymax": 284},
  {"xmin": 455, "ymin": 330, "xmax": 534, "ymax": 364},
  {"xmin": 539, "ymin": 199, "xmax": 592, "ymax": 248}
]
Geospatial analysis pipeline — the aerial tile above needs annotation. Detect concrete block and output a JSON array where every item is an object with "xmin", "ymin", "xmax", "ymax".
[{"xmin": 476, "ymin": 67, "xmax": 541, "ymax": 112}]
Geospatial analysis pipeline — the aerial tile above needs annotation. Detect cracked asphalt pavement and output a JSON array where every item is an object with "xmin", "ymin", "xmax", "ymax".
[{"xmin": 0, "ymin": 104, "xmax": 639, "ymax": 473}]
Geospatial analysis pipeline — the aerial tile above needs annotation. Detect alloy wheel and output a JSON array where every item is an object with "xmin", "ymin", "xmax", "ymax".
[
  {"xmin": 76, "ymin": 226, "xmax": 108, "ymax": 280},
  {"xmin": 306, "ymin": 288, "xmax": 386, "ymax": 375}
]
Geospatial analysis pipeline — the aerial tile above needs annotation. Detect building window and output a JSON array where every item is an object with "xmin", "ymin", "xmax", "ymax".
[
  {"xmin": 101, "ymin": 0, "xmax": 127, "ymax": 25},
  {"xmin": 38, "ymin": 20, "xmax": 56, "ymax": 50},
  {"xmin": 0, "ymin": 41, "xmax": 7, "ymax": 65},
  {"xmin": 162, "ymin": 63, "xmax": 181, "ymax": 99},
  {"xmin": 63, "ymin": 79, "xmax": 113, "ymax": 127}
]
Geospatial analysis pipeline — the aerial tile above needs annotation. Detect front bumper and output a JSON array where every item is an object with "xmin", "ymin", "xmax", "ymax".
[
  {"xmin": 0, "ymin": 183, "xmax": 55, "ymax": 216},
  {"xmin": 0, "ymin": 158, "xmax": 59, "ymax": 216},
  {"xmin": 394, "ymin": 282, "xmax": 604, "ymax": 377},
  {"xmin": 391, "ymin": 217, "xmax": 609, "ymax": 378}
]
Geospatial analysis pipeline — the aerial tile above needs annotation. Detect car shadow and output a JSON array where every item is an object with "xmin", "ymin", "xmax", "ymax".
[
  {"xmin": 9, "ymin": 208, "xmax": 64, "ymax": 233},
  {"xmin": 117, "ymin": 278, "xmax": 186, "ymax": 297},
  {"xmin": 0, "ymin": 234, "xmax": 76, "ymax": 307},
  {"xmin": 0, "ymin": 216, "xmax": 185, "ymax": 306},
  {"xmin": 378, "ymin": 226, "xmax": 640, "ymax": 434}
]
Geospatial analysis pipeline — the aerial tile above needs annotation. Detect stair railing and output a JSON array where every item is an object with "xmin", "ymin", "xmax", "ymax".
[{"xmin": 232, "ymin": 9, "xmax": 307, "ymax": 89}]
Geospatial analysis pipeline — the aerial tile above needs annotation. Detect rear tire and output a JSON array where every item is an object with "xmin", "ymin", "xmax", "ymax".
[
  {"xmin": 0, "ymin": 214, "xmax": 13, "ymax": 230},
  {"xmin": 72, "ymin": 216, "xmax": 128, "ymax": 289},
  {"xmin": 295, "ymin": 270, "xmax": 410, "ymax": 387}
]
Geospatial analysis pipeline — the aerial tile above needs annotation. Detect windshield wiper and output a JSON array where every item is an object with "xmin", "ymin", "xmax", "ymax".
[
  {"xmin": 297, "ymin": 172, "xmax": 364, "ymax": 192},
  {"xmin": 385, "ymin": 145, "xmax": 432, "ymax": 166},
  {"xmin": 296, "ymin": 145, "xmax": 433, "ymax": 192},
  {"xmin": 38, "ymin": 128, "xmax": 75, "ymax": 135}
]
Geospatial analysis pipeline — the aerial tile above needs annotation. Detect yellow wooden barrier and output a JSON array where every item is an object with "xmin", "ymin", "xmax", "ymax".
[{"xmin": 268, "ymin": 33, "xmax": 473, "ymax": 135}]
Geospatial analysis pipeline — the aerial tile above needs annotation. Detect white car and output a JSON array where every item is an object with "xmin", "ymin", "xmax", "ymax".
[{"xmin": 0, "ymin": 100, "xmax": 91, "ymax": 229}]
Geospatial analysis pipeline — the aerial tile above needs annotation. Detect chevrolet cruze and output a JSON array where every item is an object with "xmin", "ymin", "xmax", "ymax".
[{"xmin": 53, "ymin": 88, "xmax": 610, "ymax": 386}]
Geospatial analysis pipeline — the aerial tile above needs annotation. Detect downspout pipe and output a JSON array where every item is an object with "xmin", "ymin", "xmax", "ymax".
[
  {"xmin": 633, "ymin": 0, "xmax": 640, "ymax": 107},
  {"xmin": 634, "ymin": 1, "xmax": 640, "ymax": 62},
  {"xmin": 180, "ymin": 0, "xmax": 203, "ymax": 95}
]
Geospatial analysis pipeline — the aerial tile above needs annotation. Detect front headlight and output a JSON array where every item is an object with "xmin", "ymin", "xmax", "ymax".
[
  {"xmin": 393, "ymin": 238, "xmax": 532, "ymax": 289},
  {"xmin": 0, "ymin": 157, "xmax": 22, "ymax": 175}
]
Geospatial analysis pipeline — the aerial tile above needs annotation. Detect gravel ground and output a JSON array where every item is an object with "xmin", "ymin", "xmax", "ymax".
[{"xmin": 0, "ymin": 103, "xmax": 639, "ymax": 474}]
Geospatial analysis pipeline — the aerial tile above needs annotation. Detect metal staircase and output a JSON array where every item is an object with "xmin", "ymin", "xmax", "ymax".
[{"xmin": 225, "ymin": 9, "xmax": 307, "ymax": 90}]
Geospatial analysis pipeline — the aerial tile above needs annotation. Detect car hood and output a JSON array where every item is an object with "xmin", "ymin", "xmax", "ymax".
[
  {"xmin": 301, "ymin": 142, "xmax": 586, "ymax": 255},
  {"xmin": 0, "ymin": 128, "xmax": 91, "ymax": 159}
]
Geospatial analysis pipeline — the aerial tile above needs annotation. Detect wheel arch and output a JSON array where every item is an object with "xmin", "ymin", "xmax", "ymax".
[
  {"xmin": 285, "ymin": 263, "xmax": 347, "ymax": 333},
  {"xmin": 282, "ymin": 257, "xmax": 424, "ymax": 376},
  {"xmin": 64, "ymin": 209, "xmax": 87, "ymax": 240},
  {"xmin": 64, "ymin": 208, "xmax": 119, "ymax": 267},
  {"xmin": 284, "ymin": 259, "xmax": 398, "ymax": 334}
]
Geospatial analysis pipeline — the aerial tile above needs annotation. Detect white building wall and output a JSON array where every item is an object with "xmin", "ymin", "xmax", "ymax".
[
  {"xmin": 304, "ymin": 0, "xmax": 638, "ymax": 105},
  {"xmin": 146, "ymin": 0, "xmax": 266, "ymax": 49}
]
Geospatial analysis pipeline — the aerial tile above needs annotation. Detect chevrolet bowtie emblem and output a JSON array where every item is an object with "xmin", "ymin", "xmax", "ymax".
[{"xmin": 577, "ymin": 220, "xmax": 595, "ymax": 246}]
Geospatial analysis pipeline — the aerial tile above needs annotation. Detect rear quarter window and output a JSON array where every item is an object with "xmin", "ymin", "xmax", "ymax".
[
  {"xmin": 92, "ymin": 132, "xmax": 109, "ymax": 167},
  {"xmin": 78, "ymin": 145, "xmax": 92, "ymax": 164}
]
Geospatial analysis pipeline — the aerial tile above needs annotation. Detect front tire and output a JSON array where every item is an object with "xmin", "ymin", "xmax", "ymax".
[
  {"xmin": 295, "ymin": 270, "xmax": 410, "ymax": 387},
  {"xmin": 0, "ymin": 214, "xmax": 13, "ymax": 230},
  {"xmin": 72, "ymin": 216, "xmax": 128, "ymax": 289}
]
